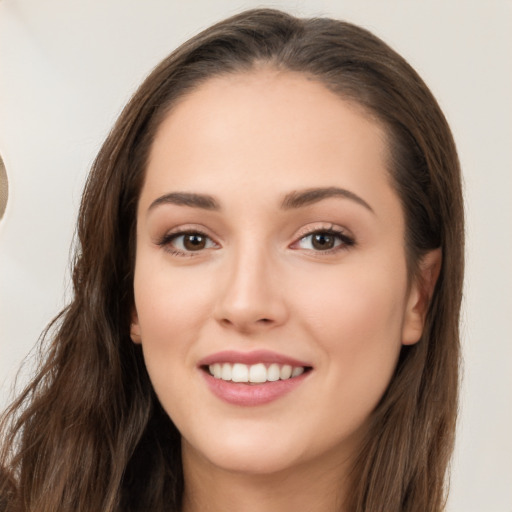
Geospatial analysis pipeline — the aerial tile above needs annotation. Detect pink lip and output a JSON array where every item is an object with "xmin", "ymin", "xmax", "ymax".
[
  {"xmin": 198, "ymin": 350, "xmax": 311, "ymax": 368},
  {"xmin": 198, "ymin": 350, "xmax": 312, "ymax": 407},
  {"xmin": 201, "ymin": 370, "xmax": 310, "ymax": 406}
]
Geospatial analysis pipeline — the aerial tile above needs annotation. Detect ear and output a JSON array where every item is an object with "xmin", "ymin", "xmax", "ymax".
[
  {"xmin": 402, "ymin": 248, "xmax": 442, "ymax": 346},
  {"xmin": 130, "ymin": 309, "xmax": 142, "ymax": 344}
]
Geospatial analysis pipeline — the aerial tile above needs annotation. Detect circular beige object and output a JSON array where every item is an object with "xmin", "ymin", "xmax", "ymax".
[{"xmin": 0, "ymin": 154, "xmax": 7, "ymax": 220}]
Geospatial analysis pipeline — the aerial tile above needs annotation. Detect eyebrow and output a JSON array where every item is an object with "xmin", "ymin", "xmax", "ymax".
[
  {"xmin": 281, "ymin": 187, "xmax": 374, "ymax": 213},
  {"xmin": 148, "ymin": 186, "xmax": 374, "ymax": 214},
  {"xmin": 148, "ymin": 192, "xmax": 220, "ymax": 212}
]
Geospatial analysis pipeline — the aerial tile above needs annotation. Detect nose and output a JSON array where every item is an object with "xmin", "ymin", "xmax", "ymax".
[{"xmin": 214, "ymin": 245, "xmax": 288, "ymax": 334}]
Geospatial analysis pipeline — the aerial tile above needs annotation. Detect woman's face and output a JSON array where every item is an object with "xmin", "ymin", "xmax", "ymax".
[{"xmin": 132, "ymin": 70, "xmax": 427, "ymax": 477}]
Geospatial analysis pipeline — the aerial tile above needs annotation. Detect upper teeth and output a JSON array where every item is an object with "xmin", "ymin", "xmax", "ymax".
[{"xmin": 208, "ymin": 363, "xmax": 305, "ymax": 383}]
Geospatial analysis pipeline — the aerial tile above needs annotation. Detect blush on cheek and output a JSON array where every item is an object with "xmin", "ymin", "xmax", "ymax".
[
  {"xmin": 136, "ymin": 264, "xmax": 214, "ymax": 327},
  {"xmin": 303, "ymin": 275, "xmax": 405, "ymax": 366}
]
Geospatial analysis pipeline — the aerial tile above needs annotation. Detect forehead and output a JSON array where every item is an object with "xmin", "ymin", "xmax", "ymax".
[{"xmin": 141, "ymin": 69, "xmax": 397, "ymax": 218}]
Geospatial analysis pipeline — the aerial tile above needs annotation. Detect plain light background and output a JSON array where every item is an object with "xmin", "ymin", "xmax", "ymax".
[{"xmin": 0, "ymin": 1, "xmax": 511, "ymax": 510}]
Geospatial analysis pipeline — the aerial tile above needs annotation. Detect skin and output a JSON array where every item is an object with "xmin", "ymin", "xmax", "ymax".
[{"xmin": 131, "ymin": 69, "xmax": 438, "ymax": 512}]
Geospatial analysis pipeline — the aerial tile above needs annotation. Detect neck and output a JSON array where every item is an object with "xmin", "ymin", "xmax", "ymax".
[{"xmin": 181, "ymin": 442, "xmax": 350, "ymax": 512}]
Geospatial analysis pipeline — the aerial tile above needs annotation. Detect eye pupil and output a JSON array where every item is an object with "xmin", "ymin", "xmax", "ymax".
[
  {"xmin": 312, "ymin": 233, "xmax": 335, "ymax": 250},
  {"xmin": 183, "ymin": 234, "xmax": 206, "ymax": 250}
]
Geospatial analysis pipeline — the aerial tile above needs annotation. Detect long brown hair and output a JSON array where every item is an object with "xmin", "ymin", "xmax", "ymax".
[{"xmin": 0, "ymin": 9, "xmax": 463, "ymax": 512}]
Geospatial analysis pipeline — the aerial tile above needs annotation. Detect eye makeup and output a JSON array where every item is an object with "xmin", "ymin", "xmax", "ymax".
[{"xmin": 155, "ymin": 222, "xmax": 356, "ymax": 259}]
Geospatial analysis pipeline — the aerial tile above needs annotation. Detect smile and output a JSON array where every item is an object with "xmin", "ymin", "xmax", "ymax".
[
  {"xmin": 208, "ymin": 362, "xmax": 305, "ymax": 383},
  {"xmin": 199, "ymin": 350, "xmax": 313, "ymax": 406}
]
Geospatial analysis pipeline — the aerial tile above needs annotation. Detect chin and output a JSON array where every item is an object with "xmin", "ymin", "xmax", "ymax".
[{"xmin": 182, "ymin": 426, "xmax": 311, "ymax": 476}]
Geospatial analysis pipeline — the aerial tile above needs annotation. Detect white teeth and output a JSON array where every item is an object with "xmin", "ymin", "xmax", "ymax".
[
  {"xmin": 221, "ymin": 363, "xmax": 232, "ymax": 381},
  {"xmin": 231, "ymin": 363, "xmax": 249, "ymax": 382},
  {"xmin": 280, "ymin": 364, "xmax": 292, "ymax": 379},
  {"xmin": 291, "ymin": 366, "xmax": 304, "ymax": 377},
  {"xmin": 267, "ymin": 363, "xmax": 280, "ymax": 382},
  {"xmin": 249, "ymin": 363, "xmax": 267, "ymax": 383},
  {"xmin": 208, "ymin": 362, "xmax": 307, "ymax": 383},
  {"xmin": 211, "ymin": 363, "xmax": 222, "ymax": 379}
]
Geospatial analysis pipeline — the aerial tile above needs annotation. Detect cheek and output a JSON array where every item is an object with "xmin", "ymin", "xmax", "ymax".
[
  {"xmin": 294, "ymin": 260, "xmax": 408, "ymax": 400},
  {"xmin": 132, "ymin": 262, "xmax": 216, "ymax": 399},
  {"xmin": 134, "ymin": 262, "xmax": 213, "ymax": 339},
  {"xmin": 296, "ymin": 260, "xmax": 407, "ymax": 341}
]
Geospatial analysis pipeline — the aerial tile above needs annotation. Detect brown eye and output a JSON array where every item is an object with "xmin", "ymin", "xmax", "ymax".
[
  {"xmin": 311, "ymin": 233, "xmax": 336, "ymax": 250},
  {"xmin": 162, "ymin": 231, "xmax": 217, "ymax": 254},
  {"xmin": 183, "ymin": 233, "xmax": 207, "ymax": 251},
  {"xmin": 295, "ymin": 229, "xmax": 354, "ymax": 252}
]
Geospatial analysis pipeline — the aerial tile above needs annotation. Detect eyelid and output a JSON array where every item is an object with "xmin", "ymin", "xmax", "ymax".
[
  {"xmin": 154, "ymin": 222, "xmax": 355, "ymax": 256},
  {"xmin": 289, "ymin": 223, "xmax": 356, "ymax": 252},
  {"xmin": 156, "ymin": 225, "xmax": 221, "ymax": 256},
  {"xmin": 155, "ymin": 223, "xmax": 219, "ymax": 242},
  {"xmin": 292, "ymin": 223, "xmax": 354, "ymax": 241}
]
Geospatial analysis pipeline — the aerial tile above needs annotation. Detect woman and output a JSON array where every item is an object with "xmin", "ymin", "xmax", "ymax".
[{"xmin": 0, "ymin": 8, "xmax": 463, "ymax": 512}]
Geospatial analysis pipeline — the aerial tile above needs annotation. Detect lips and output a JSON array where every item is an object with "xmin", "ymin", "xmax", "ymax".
[
  {"xmin": 199, "ymin": 349, "xmax": 310, "ymax": 367},
  {"xmin": 198, "ymin": 350, "xmax": 312, "ymax": 406}
]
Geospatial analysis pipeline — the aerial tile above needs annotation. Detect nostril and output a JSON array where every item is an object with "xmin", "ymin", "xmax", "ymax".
[{"xmin": 218, "ymin": 317, "xmax": 273, "ymax": 331}]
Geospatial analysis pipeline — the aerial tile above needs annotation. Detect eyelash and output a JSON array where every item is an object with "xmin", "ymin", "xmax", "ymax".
[
  {"xmin": 293, "ymin": 227, "xmax": 355, "ymax": 254},
  {"xmin": 157, "ymin": 227, "xmax": 355, "ymax": 257},
  {"xmin": 157, "ymin": 230, "xmax": 217, "ymax": 257}
]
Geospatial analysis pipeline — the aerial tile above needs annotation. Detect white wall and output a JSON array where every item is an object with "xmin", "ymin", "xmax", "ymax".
[{"xmin": 0, "ymin": 1, "xmax": 511, "ymax": 510}]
